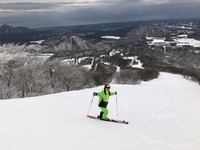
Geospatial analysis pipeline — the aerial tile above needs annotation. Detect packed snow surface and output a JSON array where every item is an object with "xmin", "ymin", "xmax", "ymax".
[{"xmin": 0, "ymin": 72, "xmax": 200, "ymax": 150}]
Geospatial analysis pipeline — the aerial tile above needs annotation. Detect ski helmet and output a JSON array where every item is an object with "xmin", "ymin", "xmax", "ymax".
[{"xmin": 104, "ymin": 84, "xmax": 111, "ymax": 89}]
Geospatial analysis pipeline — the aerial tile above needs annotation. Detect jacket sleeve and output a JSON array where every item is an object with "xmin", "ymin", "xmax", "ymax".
[
  {"xmin": 97, "ymin": 91, "xmax": 104, "ymax": 97},
  {"xmin": 110, "ymin": 92, "xmax": 116, "ymax": 96}
]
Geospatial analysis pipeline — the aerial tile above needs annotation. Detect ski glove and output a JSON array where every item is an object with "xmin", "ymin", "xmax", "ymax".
[
  {"xmin": 93, "ymin": 92, "xmax": 97, "ymax": 96},
  {"xmin": 115, "ymin": 91, "xmax": 117, "ymax": 95}
]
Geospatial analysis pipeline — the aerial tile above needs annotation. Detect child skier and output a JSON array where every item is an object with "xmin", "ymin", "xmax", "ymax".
[{"xmin": 93, "ymin": 84, "xmax": 117, "ymax": 120}]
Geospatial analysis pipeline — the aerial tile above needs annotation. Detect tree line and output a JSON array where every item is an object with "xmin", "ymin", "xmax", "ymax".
[
  {"xmin": 0, "ymin": 57, "xmax": 95, "ymax": 99},
  {"xmin": 0, "ymin": 56, "xmax": 161, "ymax": 100}
]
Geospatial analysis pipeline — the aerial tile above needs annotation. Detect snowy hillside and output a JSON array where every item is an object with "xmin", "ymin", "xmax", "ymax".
[{"xmin": 0, "ymin": 72, "xmax": 200, "ymax": 150}]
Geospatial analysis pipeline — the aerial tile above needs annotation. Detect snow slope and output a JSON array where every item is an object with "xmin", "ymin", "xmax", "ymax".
[{"xmin": 0, "ymin": 72, "xmax": 200, "ymax": 150}]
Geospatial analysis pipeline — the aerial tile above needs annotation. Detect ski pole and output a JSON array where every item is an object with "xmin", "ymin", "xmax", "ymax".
[
  {"xmin": 87, "ymin": 95, "xmax": 94, "ymax": 116},
  {"xmin": 116, "ymin": 94, "xmax": 119, "ymax": 116}
]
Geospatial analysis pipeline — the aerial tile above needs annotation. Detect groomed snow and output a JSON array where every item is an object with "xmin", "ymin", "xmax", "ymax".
[{"xmin": 0, "ymin": 72, "xmax": 200, "ymax": 150}]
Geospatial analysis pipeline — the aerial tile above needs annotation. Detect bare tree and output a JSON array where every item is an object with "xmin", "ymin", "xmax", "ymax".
[
  {"xmin": 114, "ymin": 69, "xmax": 141, "ymax": 84},
  {"xmin": 2, "ymin": 59, "xmax": 22, "ymax": 87},
  {"xmin": 0, "ymin": 57, "xmax": 95, "ymax": 99}
]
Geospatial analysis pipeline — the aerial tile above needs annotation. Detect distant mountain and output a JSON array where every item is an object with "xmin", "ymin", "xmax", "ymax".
[
  {"xmin": 26, "ymin": 35, "xmax": 125, "ymax": 55},
  {"xmin": 39, "ymin": 36, "xmax": 96, "ymax": 53},
  {"xmin": 0, "ymin": 24, "xmax": 34, "ymax": 35},
  {"xmin": 0, "ymin": 24, "xmax": 53, "ymax": 44},
  {"xmin": 126, "ymin": 25, "xmax": 169, "ymax": 38},
  {"xmin": 42, "ymin": 36, "xmax": 95, "ymax": 50}
]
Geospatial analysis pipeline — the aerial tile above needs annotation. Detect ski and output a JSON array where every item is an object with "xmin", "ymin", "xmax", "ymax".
[{"xmin": 87, "ymin": 115, "xmax": 129, "ymax": 124}]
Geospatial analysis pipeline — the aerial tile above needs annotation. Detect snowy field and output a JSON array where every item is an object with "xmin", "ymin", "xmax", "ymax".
[{"xmin": 0, "ymin": 72, "xmax": 200, "ymax": 150}]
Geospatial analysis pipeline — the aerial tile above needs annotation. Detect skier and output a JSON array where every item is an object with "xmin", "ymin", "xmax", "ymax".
[{"xmin": 93, "ymin": 84, "xmax": 117, "ymax": 120}]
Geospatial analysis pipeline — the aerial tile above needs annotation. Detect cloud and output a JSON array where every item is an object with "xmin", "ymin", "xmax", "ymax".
[
  {"xmin": 0, "ymin": 0, "xmax": 200, "ymax": 28},
  {"xmin": 0, "ymin": 2, "xmax": 74, "ymax": 12}
]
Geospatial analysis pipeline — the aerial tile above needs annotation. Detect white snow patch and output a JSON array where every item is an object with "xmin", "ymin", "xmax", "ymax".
[
  {"xmin": 101, "ymin": 36, "xmax": 121, "ymax": 40},
  {"xmin": 30, "ymin": 40, "xmax": 44, "ymax": 44},
  {"xmin": 175, "ymin": 38, "xmax": 200, "ymax": 47},
  {"xmin": 123, "ymin": 56, "xmax": 144, "ymax": 69},
  {"xmin": 109, "ymin": 49, "xmax": 121, "ymax": 56}
]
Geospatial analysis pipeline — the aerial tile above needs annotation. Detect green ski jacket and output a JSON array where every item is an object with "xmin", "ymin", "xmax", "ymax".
[{"xmin": 97, "ymin": 89, "xmax": 116, "ymax": 108}]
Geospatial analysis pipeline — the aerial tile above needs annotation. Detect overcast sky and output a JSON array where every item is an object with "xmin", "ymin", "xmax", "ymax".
[{"xmin": 0, "ymin": 0, "xmax": 200, "ymax": 28}]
